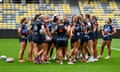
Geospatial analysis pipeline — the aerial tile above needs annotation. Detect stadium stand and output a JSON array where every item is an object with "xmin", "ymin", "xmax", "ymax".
[
  {"xmin": 78, "ymin": 0, "xmax": 120, "ymax": 28},
  {"xmin": 0, "ymin": 0, "xmax": 120, "ymax": 29},
  {"xmin": 0, "ymin": 2, "xmax": 72, "ymax": 29}
]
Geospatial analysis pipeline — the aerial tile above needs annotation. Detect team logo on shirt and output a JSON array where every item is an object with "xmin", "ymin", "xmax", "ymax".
[{"xmin": 59, "ymin": 28, "xmax": 63, "ymax": 32}]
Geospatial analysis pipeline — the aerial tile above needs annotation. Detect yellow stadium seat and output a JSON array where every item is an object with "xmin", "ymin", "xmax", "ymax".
[
  {"xmin": 20, "ymin": 6, "xmax": 25, "ymax": 10},
  {"xmin": 0, "ymin": 22, "xmax": 2, "ymax": 25},
  {"xmin": 15, "ymin": 4, "xmax": 25, "ymax": 9},
  {"xmin": 35, "ymin": 11, "xmax": 40, "ymax": 14},
  {"xmin": 3, "ymin": 10, "xmax": 15, "ymax": 14},
  {"xmin": 117, "ymin": 21, "xmax": 120, "ymax": 25},
  {"xmin": 39, "ymin": 11, "xmax": 43, "ymax": 14},
  {"xmin": 16, "ymin": 15, "xmax": 22, "ymax": 23},
  {"xmin": 0, "ymin": 24, "xmax": 3, "ymax": 29},
  {"xmin": 50, "ymin": 4, "xmax": 54, "ymax": 8},
  {"xmin": 59, "ymin": 16, "xmax": 63, "ymax": 19},
  {"xmin": 51, "ymin": 11, "xmax": 55, "ymax": 14},
  {"xmin": 2, "ymin": 3, "xmax": 11, "ymax": 9},
  {"xmin": 99, "ymin": 21, "xmax": 105, "ymax": 26},
  {"xmin": 8, "ymin": 24, "xmax": 16, "ymax": 29},
  {"xmin": 43, "ymin": 11, "xmax": 48, "ymax": 14},
  {"xmin": 45, "ymin": 0, "xmax": 49, "ymax": 4},
  {"xmin": 27, "ymin": 4, "xmax": 36, "ymax": 7},
  {"xmin": 47, "ymin": 11, "xmax": 51, "ymax": 14},
  {"xmin": 0, "ymin": 4, "xmax": 2, "ymax": 8},
  {"xmin": 26, "ymin": 13, "xmax": 32, "ymax": 17},
  {"xmin": 16, "ymin": 16, "xmax": 24, "ymax": 24},
  {"xmin": 0, "ymin": 16, "xmax": 2, "ymax": 21},
  {"xmin": 1, "ymin": 23, "xmax": 8, "ymax": 29},
  {"xmin": 55, "ymin": 6, "xmax": 58, "ymax": 10}
]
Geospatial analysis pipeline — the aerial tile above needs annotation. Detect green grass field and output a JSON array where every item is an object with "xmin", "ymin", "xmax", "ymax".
[{"xmin": 0, "ymin": 39, "xmax": 120, "ymax": 72}]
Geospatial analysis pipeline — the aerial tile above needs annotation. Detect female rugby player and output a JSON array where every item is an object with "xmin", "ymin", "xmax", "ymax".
[
  {"xmin": 42, "ymin": 14, "xmax": 52, "ymax": 63},
  {"xmin": 18, "ymin": 18, "xmax": 28, "ymax": 62},
  {"xmin": 27, "ymin": 18, "xmax": 35, "ymax": 61},
  {"xmin": 90, "ymin": 15, "xmax": 99, "ymax": 61},
  {"xmin": 70, "ymin": 16, "xmax": 84, "ymax": 63},
  {"xmin": 84, "ymin": 14, "xmax": 95, "ymax": 62},
  {"xmin": 53, "ymin": 19, "xmax": 73, "ymax": 64},
  {"xmin": 32, "ymin": 14, "xmax": 47, "ymax": 64},
  {"xmin": 98, "ymin": 18, "xmax": 117, "ymax": 59}
]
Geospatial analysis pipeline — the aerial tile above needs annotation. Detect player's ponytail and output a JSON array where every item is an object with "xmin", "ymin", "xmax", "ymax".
[
  {"xmin": 77, "ymin": 16, "xmax": 82, "ymax": 24},
  {"xmin": 59, "ymin": 19, "xmax": 64, "ymax": 24},
  {"xmin": 34, "ymin": 14, "xmax": 41, "ymax": 20},
  {"xmin": 85, "ymin": 14, "xmax": 90, "ymax": 19},
  {"xmin": 109, "ymin": 18, "xmax": 112, "ymax": 23},
  {"xmin": 20, "ymin": 18, "xmax": 26, "ymax": 24},
  {"xmin": 53, "ymin": 16, "xmax": 59, "ymax": 22}
]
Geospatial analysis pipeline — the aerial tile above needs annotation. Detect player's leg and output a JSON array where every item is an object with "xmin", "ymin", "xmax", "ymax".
[
  {"xmin": 48, "ymin": 42, "xmax": 54, "ymax": 60},
  {"xmin": 105, "ymin": 40, "xmax": 111, "ymax": 59},
  {"xmin": 72, "ymin": 40, "xmax": 80, "ymax": 63},
  {"xmin": 78, "ymin": 39, "xmax": 81, "ymax": 58},
  {"xmin": 87, "ymin": 40, "xmax": 94, "ymax": 62},
  {"xmin": 18, "ymin": 39, "xmax": 27, "ymax": 62},
  {"xmin": 33, "ymin": 43, "xmax": 39, "ymax": 57},
  {"xmin": 42, "ymin": 42, "xmax": 49, "ymax": 63},
  {"xmin": 93, "ymin": 39, "xmax": 98, "ymax": 61},
  {"xmin": 28, "ymin": 41, "xmax": 34, "ymax": 61},
  {"xmin": 56, "ymin": 47, "xmax": 63, "ymax": 64},
  {"xmin": 33, "ymin": 43, "xmax": 41, "ymax": 64},
  {"xmin": 64, "ymin": 45, "xmax": 74, "ymax": 64},
  {"xmin": 98, "ymin": 40, "xmax": 106, "ymax": 58},
  {"xmin": 81, "ymin": 41, "xmax": 87, "ymax": 62}
]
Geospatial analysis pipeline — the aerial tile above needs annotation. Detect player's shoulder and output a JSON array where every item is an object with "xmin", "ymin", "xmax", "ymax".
[
  {"xmin": 111, "ymin": 24, "xmax": 115, "ymax": 28},
  {"xmin": 20, "ymin": 24, "xmax": 25, "ymax": 28}
]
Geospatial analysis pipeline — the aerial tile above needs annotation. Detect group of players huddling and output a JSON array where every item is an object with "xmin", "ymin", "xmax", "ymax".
[{"xmin": 18, "ymin": 13, "xmax": 117, "ymax": 64}]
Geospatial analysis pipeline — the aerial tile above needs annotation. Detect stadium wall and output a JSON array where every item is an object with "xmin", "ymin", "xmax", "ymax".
[
  {"xmin": 0, "ymin": 29, "xmax": 18, "ymax": 38},
  {"xmin": 0, "ymin": 29, "xmax": 119, "ymax": 38}
]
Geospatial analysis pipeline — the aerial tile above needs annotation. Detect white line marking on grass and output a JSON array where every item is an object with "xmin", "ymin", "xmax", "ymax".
[
  {"xmin": 111, "ymin": 47, "xmax": 120, "ymax": 51},
  {"xmin": 98, "ymin": 44, "xmax": 120, "ymax": 51}
]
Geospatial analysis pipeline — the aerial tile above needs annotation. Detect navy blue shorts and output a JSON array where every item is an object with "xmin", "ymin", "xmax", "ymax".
[
  {"xmin": 80, "ymin": 34, "xmax": 89, "ymax": 45},
  {"xmin": 71, "ymin": 35, "xmax": 80, "ymax": 43},
  {"xmin": 19, "ymin": 37, "xmax": 27, "ymax": 43},
  {"xmin": 80, "ymin": 38, "xmax": 84, "ymax": 45},
  {"xmin": 88, "ymin": 32, "xmax": 96, "ymax": 41},
  {"xmin": 44, "ymin": 40, "xmax": 52, "ymax": 43},
  {"xmin": 83, "ymin": 34, "xmax": 89, "ymax": 41},
  {"xmin": 94, "ymin": 32, "xmax": 99, "ymax": 40},
  {"xmin": 103, "ymin": 36, "xmax": 112, "ymax": 41},
  {"xmin": 56, "ymin": 37, "xmax": 68, "ymax": 48},
  {"xmin": 28, "ymin": 34, "xmax": 33, "ymax": 42},
  {"xmin": 33, "ymin": 34, "xmax": 45, "ymax": 44},
  {"xmin": 52, "ymin": 35, "xmax": 57, "ymax": 44}
]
